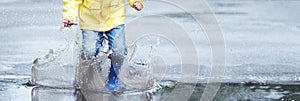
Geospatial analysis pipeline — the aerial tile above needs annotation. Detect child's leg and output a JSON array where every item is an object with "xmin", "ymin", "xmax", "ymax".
[
  {"xmin": 107, "ymin": 24, "xmax": 127, "ymax": 69},
  {"xmin": 81, "ymin": 29, "xmax": 104, "ymax": 59},
  {"xmin": 107, "ymin": 24, "xmax": 128, "ymax": 55},
  {"xmin": 105, "ymin": 24, "xmax": 127, "ymax": 91},
  {"xmin": 95, "ymin": 32, "xmax": 105, "ymax": 56}
]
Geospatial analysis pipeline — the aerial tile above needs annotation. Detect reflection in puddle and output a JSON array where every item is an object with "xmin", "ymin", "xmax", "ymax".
[
  {"xmin": 31, "ymin": 82, "xmax": 300, "ymax": 101},
  {"xmin": 31, "ymin": 87, "xmax": 76, "ymax": 101},
  {"xmin": 31, "ymin": 87, "xmax": 153, "ymax": 101}
]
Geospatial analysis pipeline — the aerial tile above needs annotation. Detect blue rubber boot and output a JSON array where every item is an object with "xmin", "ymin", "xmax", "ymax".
[
  {"xmin": 106, "ymin": 53, "xmax": 124, "ymax": 92},
  {"xmin": 106, "ymin": 65, "xmax": 119, "ymax": 92}
]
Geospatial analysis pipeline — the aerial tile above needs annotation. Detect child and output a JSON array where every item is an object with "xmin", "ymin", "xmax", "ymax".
[{"xmin": 61, "ymin": 0, "xmax": 144, "ymax": 92}]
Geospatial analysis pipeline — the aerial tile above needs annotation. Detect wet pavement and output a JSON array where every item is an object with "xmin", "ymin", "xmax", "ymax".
[{"xmin": 1, "ymin": 0, "xmax": 300, "ymax": 101}]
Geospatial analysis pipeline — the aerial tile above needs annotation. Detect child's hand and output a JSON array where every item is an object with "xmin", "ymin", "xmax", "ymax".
[
  {"xmin": 60, "ymin": 20, "xmax": 78, "ymax": 31},
  {"xmin": 133, "ymin": 1, "xmax": 143, "ymax": 11}
]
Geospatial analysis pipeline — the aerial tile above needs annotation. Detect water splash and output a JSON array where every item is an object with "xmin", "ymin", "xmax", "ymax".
[
  {"xmin": 30, "ymin": 28, "xmax": 181, "ymax": 94},
  {"xmin": 31, "ymin": 27, "xmax": 79, "ymax": 88},
  {"xmin": 120, "ymin": 34, "xmax": 182, "ymax": 90}
]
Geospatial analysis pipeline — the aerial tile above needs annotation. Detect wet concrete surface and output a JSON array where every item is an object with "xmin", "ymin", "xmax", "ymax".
[{"xmin": 1, "ymin": 0, "xmax": 300, "ymax": 100}]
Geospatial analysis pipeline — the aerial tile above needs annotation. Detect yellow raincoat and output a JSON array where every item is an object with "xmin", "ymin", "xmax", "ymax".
[{"xmin": 63, "ymin": 0, "xmax": 144, "ymax": 31}]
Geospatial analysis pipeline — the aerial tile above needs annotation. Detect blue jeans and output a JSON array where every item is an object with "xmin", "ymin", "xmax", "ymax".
[
  {"xmin": 81, "ymin": 24, "xmax": 127, "ymax": 75},
  {"xmin": 81, "ymin": 24, "xmax": 128, "ymax": 59}
]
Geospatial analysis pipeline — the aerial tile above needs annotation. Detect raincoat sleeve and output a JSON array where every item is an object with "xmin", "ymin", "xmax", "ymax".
[
  {"xmin": 128, "ymin": 0, "xmax": 144, "ymax": 9},
  {"xmin": 62, "ymin": 0, "xmax": 83, "ymax": 21}
]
